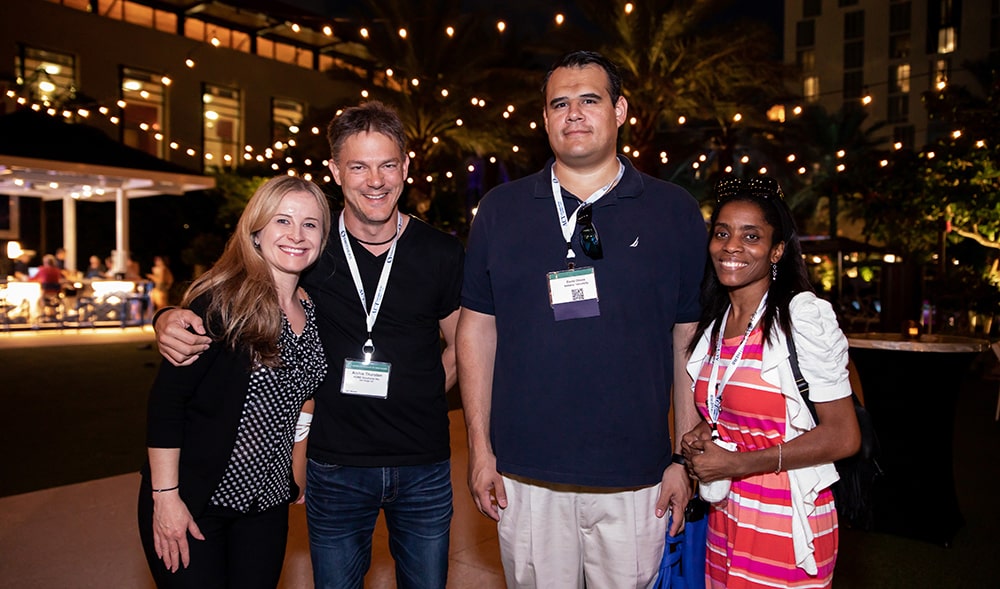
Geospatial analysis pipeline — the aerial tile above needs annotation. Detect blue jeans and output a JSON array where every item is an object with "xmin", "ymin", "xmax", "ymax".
[{"xmin": 306, "ymin": 459, "xmax": 453, "ymax": 589}]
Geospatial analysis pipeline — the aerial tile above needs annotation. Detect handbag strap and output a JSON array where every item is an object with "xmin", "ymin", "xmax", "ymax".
[{"xmin": 786, "ymin": 333, "xmax": 821, "ymax": 425}]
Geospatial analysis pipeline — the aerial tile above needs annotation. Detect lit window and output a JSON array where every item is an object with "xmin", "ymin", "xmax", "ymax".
[
  {"xmin": 938, "ymin": 26, "xmax": 956, "ymax": 53},
  {"xmin": 16, "ymin": 46, "xmax": 76, "ymax": 105},
  {"xmin": 803, "ymin": 76, "xmax": 820, "ymax": 102},
  {"xmin": 893, "ymin": 64, "xmax": 910, "ymax": 93},
  {"xmin": 272, "ymin": 98, "xmax": 305, "ymax": 144},
  {"xmin": 203, "ymin": 85, "xmax": 241, "ymax": 171},
  {"xmin": 121, "ymin": 68, "xmax": 166, "ymax": 157}
]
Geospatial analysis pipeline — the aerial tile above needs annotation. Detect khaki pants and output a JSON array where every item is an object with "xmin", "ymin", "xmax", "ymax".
[{"xmin": 498, "ymin": 475, "xmax": 667, "ymax": 589}]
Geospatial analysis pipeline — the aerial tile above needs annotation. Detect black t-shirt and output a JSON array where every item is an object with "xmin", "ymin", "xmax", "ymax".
[{"xmin": 302, "ymin": 215, "xmax": 464, "ymax": 467}]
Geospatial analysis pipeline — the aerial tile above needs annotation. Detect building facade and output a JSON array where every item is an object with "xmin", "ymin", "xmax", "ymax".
[
  {"xmin": 0, "ymin": 0, "xmax": 366, "ymax": 174},
  {"xmin": 784, "ymin": 0, "xmax": 999, "ymax": 148}
]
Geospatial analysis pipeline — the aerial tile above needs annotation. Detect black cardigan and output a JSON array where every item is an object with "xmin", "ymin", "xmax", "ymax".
[{"xmin": 141, "ymin": 296, "xmax": 257, "ymax": 517}]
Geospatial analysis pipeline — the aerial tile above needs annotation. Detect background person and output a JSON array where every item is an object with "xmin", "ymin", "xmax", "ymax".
[
  {"xmin": 12, "ymin": 250, "xmax": 35, "ymax": 281},
  {"xmin": 137, "ymin": 175, "xmax": 331, "ymax": 588},
  {"xmin": 147, "ymin": 255, "xmax": 175, "ymax": 311},
  {"xmin": 84, "ymin": 255, "xmax": 106, "ymax": 279},
  {"xmin": 457, "ymin": 50, "xmax": 706, "ymax": 587},
  {"xmin": 681, "ymin": 176, "xmax": 860, "ymax": 588},
  {"xmin": 31, "ymin": 254, "xmax": 63, "ymax": 297}
]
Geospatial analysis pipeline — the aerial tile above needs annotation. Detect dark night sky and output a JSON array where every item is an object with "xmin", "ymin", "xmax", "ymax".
[{"xmin": 291, "ymin": 0, "xmax": 785, "ymax": 39}]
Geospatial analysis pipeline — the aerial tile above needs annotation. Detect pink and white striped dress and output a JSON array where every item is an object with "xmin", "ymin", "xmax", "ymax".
[{"xmin": 694, "ymin": 326, "xmax": 838, "ymax": 589}]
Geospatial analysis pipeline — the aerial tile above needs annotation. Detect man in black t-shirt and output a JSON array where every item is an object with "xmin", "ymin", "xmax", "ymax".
[{"xmin": 154, "ymin": 102, "xmax": 464, "ymax": 588}]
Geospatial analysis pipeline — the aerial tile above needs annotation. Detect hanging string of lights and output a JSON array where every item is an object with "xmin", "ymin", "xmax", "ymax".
[{"xmin": 7, "ymin": 1, "xmax": 992, "ymax": 187}]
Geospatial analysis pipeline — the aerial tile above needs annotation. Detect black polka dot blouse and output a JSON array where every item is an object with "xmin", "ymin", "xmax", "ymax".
[{"xmin": 209, "ymin": 296, "xmax": 327, "ymax": 512}]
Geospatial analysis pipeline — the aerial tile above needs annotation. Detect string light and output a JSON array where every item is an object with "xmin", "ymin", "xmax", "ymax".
[
  {"xmin": 625, "ymin": 3, "xmax": 634, "ymax": 14},
  {"xmin": 555, "ymin": 14, "xmax": 565, "ymax": 25},
  {"xmin": 446, "ymin": 26, "xmax": 455, "ymax": 37}
]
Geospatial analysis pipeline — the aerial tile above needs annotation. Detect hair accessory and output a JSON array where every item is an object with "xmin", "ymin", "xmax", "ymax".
[
  {"xmin": 714, "ymin": 176, "xmax": 784, "ymax": 203},
  {"xmin": 715, "ymin": 175, "xmax": 795, "ymax": 241},
  {"xmin": 771, "ymin": 263, "xmax": 778, "ymax": 281}
]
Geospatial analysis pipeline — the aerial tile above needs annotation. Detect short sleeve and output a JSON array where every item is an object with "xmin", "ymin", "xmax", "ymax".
[
  {"xmin": 460, "ymin": 192, "xmax": 496, "ymax": 315},
  {"xmin": 789, "ymin": 292, "xmax": 852, "ymax": 403}
]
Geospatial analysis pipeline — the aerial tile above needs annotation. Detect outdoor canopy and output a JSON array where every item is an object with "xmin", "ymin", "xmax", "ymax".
[{"xmin": 0, "ymin": 108, "xmax": 215, "ymax": 271}]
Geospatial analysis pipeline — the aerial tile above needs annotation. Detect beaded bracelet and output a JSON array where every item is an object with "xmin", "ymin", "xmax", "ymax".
[{"xmin": 774, "ymin": 444, "xmax": 783, "ymax": 474}]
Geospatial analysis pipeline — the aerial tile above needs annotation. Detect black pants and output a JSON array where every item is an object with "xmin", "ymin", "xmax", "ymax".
[{"xmin": 138, "ymin": 481, "xmax": 289, "ymax": 588}]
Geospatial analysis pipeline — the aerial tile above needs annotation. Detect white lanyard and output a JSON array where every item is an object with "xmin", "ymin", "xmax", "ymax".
[
  {"xmin": 338, "ymin": 211, "xmax": 401, "ymax": 362},
  {"xmin": 550, "ymin": 161, "xmax": 624, "ymax": 261},
  {"xmin": 706, "ymin": 295, "xmax": 768, "ymax": 430}
]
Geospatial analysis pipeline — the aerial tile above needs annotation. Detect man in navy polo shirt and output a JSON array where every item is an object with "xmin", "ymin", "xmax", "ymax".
[{"xmin": 457, "ymin": 50, "xmax": 706, "ymax": 587}]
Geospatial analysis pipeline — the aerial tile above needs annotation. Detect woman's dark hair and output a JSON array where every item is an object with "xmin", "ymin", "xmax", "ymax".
[{"xmin": 687, "ymin": 176, "xmax": 814, "ymax": 355}]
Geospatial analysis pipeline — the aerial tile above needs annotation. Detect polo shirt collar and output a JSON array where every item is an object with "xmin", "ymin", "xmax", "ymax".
[{"xmin": 533, "ymin": 155, "xmax": 644, "ymax": 203}]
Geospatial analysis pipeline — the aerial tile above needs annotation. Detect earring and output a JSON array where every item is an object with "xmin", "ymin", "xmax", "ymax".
[
  {"xmin": 771, "ymin": 263, "xmax": 778, "ymax": 281},
  {"xmin": 253, "ymin": 239, "xmax": 260, "ymax": 249}
]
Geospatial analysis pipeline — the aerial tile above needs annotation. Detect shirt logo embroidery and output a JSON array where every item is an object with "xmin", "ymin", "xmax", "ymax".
[{"xmin": 629, "ymin": 236, "xmax": 640, "ymax": 248}]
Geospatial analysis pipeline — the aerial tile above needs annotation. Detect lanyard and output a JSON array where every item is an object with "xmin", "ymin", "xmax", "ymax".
[
  {"xmin": 705, "ymin": 295, "xmax": 768, "ymax": 431},
  {"xmin": 550, "ymin": 161, "xmax": 624, "ymax": 263},
  {"xmin": 338, "ymin": 211, "xmax": 401, "ymax": 363}
]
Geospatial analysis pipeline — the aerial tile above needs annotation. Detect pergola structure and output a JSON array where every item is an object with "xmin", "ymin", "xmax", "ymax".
[{"xmin": 0, "ymin": 109, "xmax": 214, "ymax": 272}]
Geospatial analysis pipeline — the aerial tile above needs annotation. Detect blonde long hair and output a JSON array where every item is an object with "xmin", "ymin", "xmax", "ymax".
[{"xmin": 183, "ymin": 176, "xmax": 331, "ymax": 367}]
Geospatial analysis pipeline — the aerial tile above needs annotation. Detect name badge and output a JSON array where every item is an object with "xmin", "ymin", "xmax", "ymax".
[
  {"xmin": 341, "ymin": 359, "xmax": 391, "ymax": 399},
  {"xmin": 547, "ymin": 266, "xmax": 600, "ymax": 321}
]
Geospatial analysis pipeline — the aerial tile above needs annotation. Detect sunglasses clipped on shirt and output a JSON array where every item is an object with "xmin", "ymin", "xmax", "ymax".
[{"xmin": 576, "ymin": 203, "xmax": 603, "ymax": 260}]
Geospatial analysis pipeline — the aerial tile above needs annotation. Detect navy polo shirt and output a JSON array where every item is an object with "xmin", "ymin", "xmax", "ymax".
[{"xmin": 462, "ymin": 157, "xmax": 707, "ymax": 487}]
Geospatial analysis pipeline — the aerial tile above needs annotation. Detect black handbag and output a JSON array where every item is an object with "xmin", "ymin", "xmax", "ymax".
[{"xmin": 786, "ymin": 336, "xmax": 883, "ymax": 530}]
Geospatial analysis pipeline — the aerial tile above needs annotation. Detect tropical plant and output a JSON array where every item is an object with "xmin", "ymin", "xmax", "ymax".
[
  {"xmin": 779, "ymin": 103, "xmax": 889, "ymax": 238},
  {"xmin": 562, "ymin": 0, "xmax": 788, "ymax": 177},
  {"xmin": 315, "ymin": 0, "xmax": 546, "ymax": 229}
]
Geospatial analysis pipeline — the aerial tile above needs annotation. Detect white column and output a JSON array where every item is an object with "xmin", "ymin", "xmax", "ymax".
[
  {"xmin": 62, "ymin": 195, "xmax": 77, "ymax": 272},
  {"xmin": 113, "ymin": 187, "xmax": 130, "ymax": 275}
]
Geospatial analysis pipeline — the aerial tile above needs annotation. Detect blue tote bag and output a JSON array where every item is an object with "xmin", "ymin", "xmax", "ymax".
[{"xmin": 653, "ymin": 498, "xmax": 708, "ymax": 589}]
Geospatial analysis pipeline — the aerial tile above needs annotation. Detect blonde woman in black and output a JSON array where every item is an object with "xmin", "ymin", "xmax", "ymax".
[{"xmin": 138, "ymin": 176, "xmax": 330, "ymax": 588}]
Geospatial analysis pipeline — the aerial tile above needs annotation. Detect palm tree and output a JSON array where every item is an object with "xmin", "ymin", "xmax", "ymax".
[
  {"xmin": 317, "ymin": 0, "xmax": 546, "ymax": 228},
  {"xmin": 778, "ymin": 103, "xmax": 889, "ymax": 238},
  {"xmin": 561, "ymin": 0, "xmax": 788, "ymax": 176}
]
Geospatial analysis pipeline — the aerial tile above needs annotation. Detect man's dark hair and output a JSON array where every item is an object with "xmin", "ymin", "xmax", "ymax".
[
  {"xmin": 541, "ymin": 50, "xmax": 623, "ymax": 104},
  {"xmin": 327, "ymin": 101, "xmax": 407, "ymax": 162}
]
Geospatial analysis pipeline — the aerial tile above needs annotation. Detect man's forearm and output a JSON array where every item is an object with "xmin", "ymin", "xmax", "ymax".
[
  {"xmin": 672, "ymin": 322, "xmax": 699, "ymax": 452},
  {"xmin": 456, "ymin": 308, "xmax": 497, "ymax": 451}
]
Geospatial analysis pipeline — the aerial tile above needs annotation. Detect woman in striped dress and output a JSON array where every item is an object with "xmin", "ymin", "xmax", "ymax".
[{"xmin": 681, "ymin": 177, "xmax": 861, "ymax": 588}]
